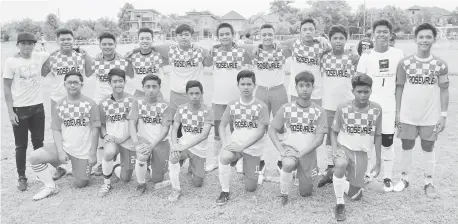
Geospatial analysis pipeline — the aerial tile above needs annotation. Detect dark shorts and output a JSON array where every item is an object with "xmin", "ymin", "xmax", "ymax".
[
  {"xmin": 230, "ymin": 152, "xmax": 261, "ymax": 181},
  {"xmin": 174, "ymin": 149, "xmax": 206, "ymax": 179},
  {"xmin": 282, "ymin": 148, "xmax": 319, "ymax": 186},
  {"xmin": 150, "ymin": 140, "xmax": 171, "ymax": 178},
  {"xmin": 326, "ymin": 110, "xmax": 336, "ymax": 145},
  {"xmin": 119, "ymin": 146, "xmax": 136, "ymax": 170},
  {"xmin": 68, "ymin": 154, "xmax": 91, "ymax": 181},
  {"xmin": 397, "ymin": 123, "xmax": 437, "ymax": 141},
  {"xmin": 255, "ymin": 84, "xmax": 288, "ymax": 117},
  {"xmin": 334, "ymin": 146, "xmax": 367, "ymax": 188}
]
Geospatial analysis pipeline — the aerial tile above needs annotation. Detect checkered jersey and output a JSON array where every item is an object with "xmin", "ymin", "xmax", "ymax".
[
  {"xmin": 253, "ymin": 46, "xmax": 286, "ymax": 70},
  {"xmin": 49, "ymin": 51, "xmax": 85, "ymax": 76},
  {"xmin": 168, "ymin": 45, "xmax": 203, "ymax": 67},
  {"xmin": 137, "ymin": 99, "xmax": 168, "ymax": 123},
  {"xmin": 292, "ymin": 38, "xmax": 323, "ymax": 66},
  {"xmin": 337, "ymin": 102, "xmax": 381, "ymax": 137},
  {"xmin": 100, "ymin": 96, "xmax": 135, "ymax": 124},
  {"xmin": 130, "ymin": 51, "xmax": 163, "ymax": 75},
  {"xmin": 178, "ymin": 105, "xmax": 207, "ymax": 128},
  {"xmin": 213, "ymin": 47, "xmax": 245, "ymax": 70},
  {"xmin": 284, "ymin": 103, "xmax": 322, "ymax": 128},
  {"xmin": 321, "ymin": 51, "xmax": 356, "ymax": 78},
  {"xmin": 401, "ymin": 55, "xmax": 447, "ymax": 84},
  {"xmin": 230, "ymin": 101, "xmax": 263, "ymax": 125},
  {"xmin": 92, "ymin": 56, "xmax": 128, "ymax": 83},
  {"xmin": 57, "ymin": 100, "xmax": 92, "ymax": 121}
]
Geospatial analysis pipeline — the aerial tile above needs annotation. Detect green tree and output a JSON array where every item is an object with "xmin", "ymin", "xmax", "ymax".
[
  {"xmin": 75, "ymin": 25, "xmax": 96, "ymax": 40},
  {"xmin": 376, "ymin": 5, "xmax": 412, "ymax": 33},
  {"xmin": 65, "ymin": 19, "xmax": 84, "ymax": 31},
  {"xmin": 118, "ymin": 2, "xmax": 134, "ymax": 31},
  {"xmin": 95, "ymin": 17, "xmax": 121, "ymax": 36},
  {"xmin": 307, "ymin": 0, "xmax": 352, "ymax": 33}
]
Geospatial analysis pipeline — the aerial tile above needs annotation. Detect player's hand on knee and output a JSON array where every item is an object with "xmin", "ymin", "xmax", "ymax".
[
  {"xmin": 58, "ymin": 152, "xmax": 69, "ymax": 164},
  {"xmin": 105, "ymin": 135, "xmax": 116, "ymax": 142},
  {"xmin": 170, "ymin": 151, "xmax": 181, "ymax": 162},
  {"xmin": 371, "ymin": 162, "xmax": 381, "ymax": 178},
  {"xmin": 88, "ymin": 153, "xmax": 97, "ymax": 167},
  {"xmin": 8, "ymin": 111, "xmax": 19, "ymax": 126}
]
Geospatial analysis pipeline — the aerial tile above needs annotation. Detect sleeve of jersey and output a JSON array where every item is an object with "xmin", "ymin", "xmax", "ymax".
[
  {"xmin": 331, "ymin": 106, "xmax": 343, "ymax": 133},
  {"xmin": 2, "ymin": 58, "xmax": 13, "ymax": 79},
  {"xmin": 396, "ymin": 59, "xmax": 407, "ymax": 85},
  {"xmin": 315, "ymin": 108, "xmax": 328, "ymax": 134},
  {"xmin": 258, "ymin": 103, "xmax": 270, "ymax": 125},
  {"xmin": 161, "ymin": 105, "xmax": 173, "ymax": 126},
  {"xmin": 204, "ymin": 107, "xmax": 214, "ymax": 126},
  {"xmin": 270, "ymin": 105, "xmax": 285, "ymax": 131},
  {"xmin": 375, "ymin": 106, "xmax": 383, "ymax": 136},
  {"xmin": 51, "ymin": 102, "xmax": 62, "ymax": 131},
  {"xmin": 90, "ymin": 102, "xmax": 101, "ymax": 128},
  {"xmin": 438, "ymin": 61, "xmax": 450, "ymax": 86},
  {"xmin": 99, "ymin": 103, "xmax": 106, "ymax": 125},
  {"xmin": 128, "ymin": 100, "xmax": 139, "ymax": 120},
  {"xmin": 356, "ymin": 54, "xmax": 367, "ymax": 74}
]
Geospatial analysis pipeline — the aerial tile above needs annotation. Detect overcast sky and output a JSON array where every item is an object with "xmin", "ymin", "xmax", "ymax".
[{"xmin": 0, "ymin": 0, "xmax": 457, "ymax": 23}]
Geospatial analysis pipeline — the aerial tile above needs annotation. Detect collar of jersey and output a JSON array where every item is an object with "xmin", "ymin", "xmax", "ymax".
[
  {"xmin": 414, "ymin": 54, "xmax": 433, "ymax": 62},
  {"xmin": 239, "ymin": 97, "xmax": 256, "ymax": 106}
]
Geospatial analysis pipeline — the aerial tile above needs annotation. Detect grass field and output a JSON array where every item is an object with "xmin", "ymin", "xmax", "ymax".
[{"xmin": 1, "ymin": 40, "xmax": 457, "ymax": 224}]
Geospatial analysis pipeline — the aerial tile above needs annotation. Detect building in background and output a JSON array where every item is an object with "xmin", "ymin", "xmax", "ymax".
[
  {"xmin": 125, "ymin": 9, "xmax": 162, "ymax": 35},
  {"xmin": 250, "ymin": 14, "xmax": 280, "ymax": 27},
  {"xmin": 220, "ymin": 10, "xmax": 247, "ymax": 35},
  {"xmin": 183, "ymin": 11, "xmax": 220, "ymax": 39},
  {"xmin": 406, "ymin": 6, "xmax": 452, "ymax": 27}
]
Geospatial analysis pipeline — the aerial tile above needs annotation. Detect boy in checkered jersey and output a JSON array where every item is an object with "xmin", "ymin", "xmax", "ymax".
[
  {"xmin": 28, "ymin": 71, "xmax": 100, "ymax": 200},
  {"xmin": 331, "ymin": 74, "xmax": 382, "ymax": 221},
  {"xmin": 128, "ymin": 74, "xmax": 173, "ymax": 195},
  {"xmin": 318, "ymin": 25, "xmax": 358, "ymax": 188},
  {"xmin": 96, "ymin": 68, "xmax": 136, "ymax": 197},
  {"xmin": 356, "ymin": 20, "xmax": 404, "ymax": 191},
  {"xmin": 202, "ymin": 22, "xmax": 253, "ymax": 173},
  {"xmin": 393, "ymin": 23, "xmax": 450, "ymax": 198},
  {"xmin": 269, "ymin": 71, "xmax": 327, "ymax": 205},
  {"xmin": 215, "ymin": 70, "xmax": 269, "ymax": 205},
  {"xmin": 168, "ymin": 80, "xmax": 213, "ymax": 202},
  {"xmin": 41, "ymin": 28, "xmax": 93, "ymax": 179}
]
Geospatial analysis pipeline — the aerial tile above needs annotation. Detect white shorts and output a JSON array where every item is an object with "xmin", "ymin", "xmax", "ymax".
[{"xmin": 382, "ymin": 110, "xmax": 395, "ymax": 135}]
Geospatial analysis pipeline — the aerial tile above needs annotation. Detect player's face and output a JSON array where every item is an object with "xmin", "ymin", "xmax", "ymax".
[
  {"xmin": 143, "ymin": 80, "xmax": 160, "ymax": 98},
  {"xmin": 352, "ymin": 85, "xmax": 372, "ymax": 104},
  {"xmin": 238, "ymin": 77, "xmax": 255, "ymax": 96},
  {"xmin": 100, "ymin": 38, "xmax": 116, "ymax": 56},
  {"xmin": 260, "ymin": 28, "xmax": 275, "ymax": 46},
  {"xmin": 64, "ymin": 75, "xmax": 83, "ymax": 95},
  {"xmin": 330, "ymin": 33, "xmax": 347, "ymax": 51},
  {"xmin": 373, "ymin": 26, "xmax": 390, "ymax": 46},
  {"xmin": 110, "ymin": 75, "xmax": 125, "ymax": 93},
  {"xmin": 57, "ymin": 34, "xmax": 74, "ymax": 51},
  {"xmin": 300, "ymin": 23, "xmax": 315, "ymax": 41},
  {"xmin": 187, "ymin": 87, "xmax": 202, "ymax": 103},
  {"xmin": 176, "ymin": 31, "xmax": 192, "ymax": 48},
  {"xmin": 218, "ymin": 27, "xmax": 234, "ymax": 45},
  {"xmin": 415, "ymin": 29, "xmax": 436, "ymax": 52},
  {"xmin": 295, "ymin": 81, "xmax": 313, "ymax": 100},
  {"xmin": 138, "ymin": 32, "xmax": 153, "ymax": 50},
  {"xmin": 17, "ymin": 41, "xmax": 35, "ymax": 56}
]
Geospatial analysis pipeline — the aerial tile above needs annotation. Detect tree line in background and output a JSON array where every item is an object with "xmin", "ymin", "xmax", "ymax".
[{"xmin": 2, "ymin": 0, "xmax": 458, "ymax": 42}]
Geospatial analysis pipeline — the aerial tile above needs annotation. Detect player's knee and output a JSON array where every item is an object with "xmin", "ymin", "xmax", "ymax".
[
  {"xmin": 282, "ymin": 160, "xmax": 296, "ymax": 173},
  {"xmin": 120, "ymin": 173, "xmax": 132, "ymax": 183},
  {"xmin": 299, "ymin": 184, "xmax": 313, "ymax": 197},
  {"xmin": 401, "ymin": 139, "xmax": 415, "ymax": 150},
  {"xmin": 244, "ymin": 178, "xmax": 258, "ymax": 192},
  {"xmin": 73, "ymin": 178, "xmax": 89, "ymax": 188},
  {"xmin": 28, "ymin": 150, "xmax": 42, "ymax": 165},
  {"xmin": 169, "ymin": 156, "xmax": 180, "ymax": 164},
  {"xmin": 103, "ymin": 143, "xmax": 117, "ymax": 160},
  {"xmin": 219, "ymin": 151, "xmax": 233, "ymax": 165},
  {"xmin": 421, "ymin": 140, "xmax": 435, "ymax": 152},
  {"xmin": 192, "ymin": 176, "xmax": 204, "ymax": 188},
  {"xmin": 137, "ymin": 153, "xmax": 149, "ymax": 163},
  {"xmin": 150, "ymin": 173, "xmax": 165, "ymax": 184},
  {"xmin": 382, "ymin": 134, "xmax": 394, "ymax": 147},
  {"xmin": 333, "ymin": 158, "xmax": 348, "ymax": 170}
]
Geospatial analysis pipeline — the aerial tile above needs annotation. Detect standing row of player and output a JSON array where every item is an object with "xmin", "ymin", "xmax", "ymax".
[{"xmin": 3, "ymin": 18, "xmax": 449, "ymax": 222}]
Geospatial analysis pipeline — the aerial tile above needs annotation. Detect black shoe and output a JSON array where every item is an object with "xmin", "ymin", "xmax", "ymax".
[
  {"xmin": 318, "ymin": 168, "xmax": 333, "ymax": 188},
  {"xmin": 334, "ymin": 204, "xmax": 346, "ymax": 221},
  {"xmin": 216, "ymin": 192, "xmax": 230, "ymax": 205},
  {"xmin": 17, "ymin": 176, "xmax": 27, "ymax": 191},
  {"xmin": 52, "ymin": 167, "xmax": 67, "ymax": 180},
  {"xmin": 383, "ymin": 178, "xmax": 394, "ymax": 192},
  {"xmin": 279, "ymin": 194, "xmax": 288, "ymax": 205}
]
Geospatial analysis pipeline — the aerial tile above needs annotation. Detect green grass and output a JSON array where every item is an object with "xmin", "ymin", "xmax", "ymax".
[{"xmin": 1, "ymin": 40, "xmax": 458, "ymax": 223}]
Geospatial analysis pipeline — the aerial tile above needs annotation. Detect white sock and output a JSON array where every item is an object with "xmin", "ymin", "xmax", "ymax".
[
  {"xmin": 219, "ymin": 162, "xmax": 231, "ymax": 192},
  {"xmin": 327, "ymin": 146, "xmax": 334, "ymax": 166},
  {"xmin": 400, "ymin": 150, "xmax": 413, "ymax": 181},
  {"xmin": 280, "ymin": 170, "xmax": 293, "ymax": 194},
  {"xmin": 32, "ymin": 164, "xmax": 55, "ymax": 188},
  {"xmin": 97, "ymin": 140, "xmax": 104, "ymax": 163},
  {"xmin": 213, "ymin": 140, "xmax": 222, "ymax": 163},
  {"xmin": 422, "ymin": 151, "xmax": 435, "ymax": 185},
  {"xmin": 366, "ymin": 146, "xmax": 374, "ymax": 176},
  {"xmin": 333, "ymin": 175, "xmax": 345, "ymax": 204},
  {"xmin": 169, "ymin": 162, "xmax": 181, "ymax": 190},
  {"xmin": 102, "ymin": 159, "xmax": 114, "ymax": 184},
  {"xmin": 135, "ymin": 160, "xmax": 147, "ymax": 184},
  {"xmin": 383, "ymin": 146, "xmax": 395, "ymax": 179}
]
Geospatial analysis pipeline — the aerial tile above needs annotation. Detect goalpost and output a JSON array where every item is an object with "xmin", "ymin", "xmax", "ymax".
[{"xmin": 436, "ymin": 26, "xmax": 458, "ymax": 40}]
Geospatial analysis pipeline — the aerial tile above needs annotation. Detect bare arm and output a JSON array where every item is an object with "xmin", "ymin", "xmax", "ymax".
[
  {"xmin": 41, "ymin": 58, "xmax": 51, "ymax": 77},
  {"xmin": 84, "ymin": 54, "xmax": 93, "ymax": 77},
  {"xmin": 129, "ymin": 119, "xmax": 139, "ymax": 144},
  {"xmin": 90, "ymin": 127, "xmax": 99, "ymax": 156},
  {"xmin": 171, "ymin": 121, "xmax": 180, "ymax": 147},
  {"xmin": 268, "ymin": 126, "xmax": 286, "ymax": 155},
  {"xmin": 181, "ymin": 124, "xmax": 212, "ymax": 151},
  {"xmin": 3, "ymin": 79, "xmax": 15, "ymax": 118},
  {"xmin": 219, "ymin": 115, "xmax": 230, "ymax": 147},
  {"xmin": 298, "ymin": 133, "xmax": 326, "ymax": 156},
  {"xmin": 52, "ymin": 130, "xmax": 66, "ymax": 156},
  {"xmin": 440, "ymin": 86, "xmax": 449, "ymax": 114}
]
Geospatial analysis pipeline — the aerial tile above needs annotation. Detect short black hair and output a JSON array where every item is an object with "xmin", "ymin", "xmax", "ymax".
[
  {"xmin": 351, "ymin": 74, "xmax": 373, "ymax": 89},
  {"xmin": 260, "ymin": 24, "xmax": 275, "ymax": 31},
  {"xmin": 64, "ymin": 70, "xmax": 83, "ymax": 82},
  {"xmin": 138, "ymin": 27, "xmax": 154, "ymax": 37},
  {"xmin": 372, "ymin": 19, "xmax": 392, "ymax": 33},
  {"xmin": 328, "ymin": 25, "xmax": 348, "ymax": 39},
  {"xmin": 295, "ymin": 71, "xmax": 314, "ymax": 86},
  {"xmin": 186, "ymin": 80, "xmax": 203, "ymax": 93},
  {"xmin": 217, "ymin": 23, "xmax": 234, "ymax": 37},
  {"xmin": 142, "ymin": 74, "xmax": 161, "ymax": 86},
  {"xmin": 414, "ymin": 23, "xmax": 437, "ymax": 38},
  {"xmin": 108, "ymin": 68, "xmax": 126, "ymax": 82},
  {"xmin": 98, "ymin": 32, "xmax": 116, "ymax": 43},
  {"xmin": 56, "ymin": 28, "xmax": 73, "ymax": 38},
  {"xmin": 300, "ymin": 18, "xmax": 316, "ymax": 29},
  {"xmin": 176, "ymin": 24, "xmax": 194, "ymax": 35},
  {"xmin": 245, "ymin": 33, "xmax": 250, "ymax": 38},
  {"xmin": 237, "ymin": 70, "xmax": 256, "ymax": 84}
]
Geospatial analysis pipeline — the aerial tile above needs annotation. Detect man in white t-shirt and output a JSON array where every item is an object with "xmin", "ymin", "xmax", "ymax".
[
  {"xmin": 3, "ymin": 32, "xmax": 50, "ymax": 192},
  {"xmin": 356, "ymin": 20, "xmax": 404, "ymax": 192}
]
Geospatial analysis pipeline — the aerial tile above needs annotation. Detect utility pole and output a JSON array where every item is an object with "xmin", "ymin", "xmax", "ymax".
[{"xmin": 363, "ymin": 0, "xmax": 366, "ymax": 34}]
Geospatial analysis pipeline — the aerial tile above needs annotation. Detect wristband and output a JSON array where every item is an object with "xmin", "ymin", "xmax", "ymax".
[
  {"xmin": 103, "ymin": 134, "xmax": 108, "ymax": 139},
  {"xmin": 441, "ymin": 111, "xmax": 447, "ymax": 117}
]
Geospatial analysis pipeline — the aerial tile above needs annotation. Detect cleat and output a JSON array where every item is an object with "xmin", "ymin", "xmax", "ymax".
[
  {"xmin": 318, "ymin": 168, "xmax": 333, "ymax": 188},
  {"xmin": 97, "ymin": 183, "xmax": 112, "ymax": 197},
  {"xmin": 257, "ymin": 160, "xmax": 266, "ymax": 185},
  {"xmin": 293, "ymin": 171, "xmax": 299, "ymax": 186},
  {"xmin": 33, "ymin": 186, "xmax": 58, "ymax": 201},
  {"xmin": 277, "ymin": 160, "xmax": 282, "ymax": 174},
  {"xmin": 17, "ymin": 176, "xmax": 28, "ymax": 191},
  {"xmin": 424, "ymin": 183, "xmax": 437, "ymax": 198},
  {"xmin": 92, "ymin": 163, "xmax": 103, "ymax": 176},
  {"xmin": 135, "ymin": 183, "xmax": 147, "ymax": 196},
  {"xmin": 383, "ymin": 178, "xmax": 394, "ymax": 192},
  {"xmin": 279, "ymin": 194, "xmax": 288, "ymax": 205},
  {"xmin": 168, "ymin": 189, "xmax": 181, "ymax": 202},
  {"xmin": 216, "ymin": 192, "xmax": 230, "ymax": 205},
  {"xmin": 364, "ymin": 175, "xmax": 372, "ymax": 184},
  {"xmin": 349, "ymin": 188, "xmax": 363, "ymax": 201},
  {"xmin": 393, "ymin": 179, "xmax": 409, "ymax": 192},
  {"xmin": 236, "ymin": 158, "xmax": 243, "ymax": 173},
  {"xmin": 334, "ymin": 204, "xmax": 346, "ymax": 221},
  {"xmin": 205, "ymin": 160, "xmax": 218, "ymax": 172},
  {"xmin": 52, "ymin": 167, "xmax": 67, "ymax": 180}
]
